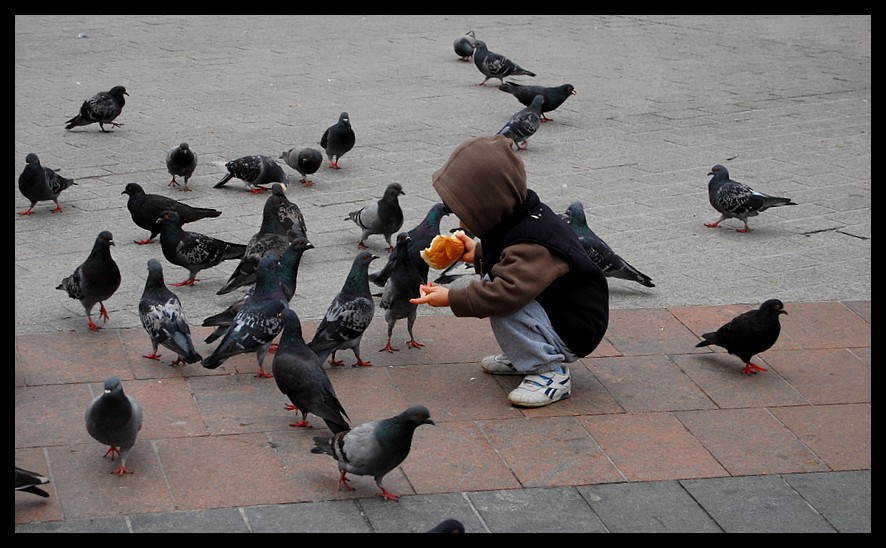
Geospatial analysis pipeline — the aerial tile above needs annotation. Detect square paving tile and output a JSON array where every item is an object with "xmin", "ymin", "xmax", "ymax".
[
  {"xmin": 189, "ymin": 373, "xmax": 289, "ymax": 435},
  {"xmin": 16, "ymin": 330, "xmax": 134, "ymax": 386},
  {"xmin": 605, "ymin": 308, "xmax": 708, "ymax": 356},
  {"xmin": 778, "ymin": 301, "xmax": 871, "ymax": 349},
  {"xmin": 770, "ymin": 403, "xmax": 870, "ymax": 471},
  {"xmin": 764, "ymin": 348, "xmax": 870, "ymax": 404},
  {"xmin": 16, "ymin": 383, "xmax": 94, "ymax": 448}
]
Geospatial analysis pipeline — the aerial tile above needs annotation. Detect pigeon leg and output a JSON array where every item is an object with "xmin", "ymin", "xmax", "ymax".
[
  {"xmin": 249, "ymin": 185, "xmax": 271, "ymax": 194},
  {"xmin": 269, "ymin": 342, "xmax": 279, "ymax": 353},
  {"xmin": 143, "ymin": 352, "xmax": 162, "ymax": 361},
  {"xmin": 134, "ymin": 236, "xmax": 156, "ymax": 245},
  {"xmin": 87, "ymin": 315, "xmax": 101, "ymax": 332},
  {"xmin": 110, "ymin": 463, "xmax": 132, "ymax": 476},
  {"xmin": 407, "ymin": 339, "xmax": 424, "ymax": 349},
  {"xmin": 737, "ymin": 220, "xmax": 752, "ymax": 233},
  {"xmin": 171, "ymin": 278, "xmax": 198, "ymax": 287},
  {"xmin": 377, "ymin": 485, "xmax": 400, "ymax": 502},
  {"xmin": 380, "ymin": 338, "xmax": 399, "ymax": 353},
  {"xmin": 182, "ymin": 180, "xmax": 192, "ymax": 192},
  {"xmin": 337, "ymin": 470, "xmax": 355, "ymax": 492},
  {"xmin": 741, "ymin": 362, "xmax": 768, "ymax": 375},
  {"xmin": 255, "ymin": 366, "xmax": 273, "ymax": 379},
  {"xmin": 351, "ymin": 357, "xmax": 372, "ymax": 367},
  {"xmin": 102, "ymin": 446, "xmax": 120, "ymax": 460},
  {"xmin": 357, "ymin": 241, "xmax": 368, "ymax": 250},
  {"xmin": 169, "ymin": 357, "xmax": 186, "ymax": 366},
  {"xmin": 300, "ymin": 177, "xmax": 313, "ymax": 187},
  {"xmin": 284, "ymin": 403, "xmax": 299, "ymax": 411},
  {"xmin": 540, "ymin": 114, "xmax": 553, "ymax": 123},
  {"xmin": 328, "ymin": 352, "xmax": 345, "ymax": 367},
  {"xmin": 98, "ymin": 303, "xmax": 110, "ymax": 323},
  {"xmin": 329, "ymin": 159, "xmax": 340, "ymax": 170},
  {"xmin": 51, "ymin": 202, "xmax": 64, "ymax": 213},
  {"xmin": 290, "ymin": 412, "xmax": 310, "ymax": 428},
  {"xmin": 19, "ymin": 207, "xmax": 35, "ymax": 216},
  {"xmin": 704, "ymin": 215, "xmax": 725, "ymax": 228},
  {"xmin": 168, "ymin": 176, "xmax": 180, "ymax": 188}
]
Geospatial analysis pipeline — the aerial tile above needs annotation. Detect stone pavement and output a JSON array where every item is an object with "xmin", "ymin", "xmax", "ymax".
[{"xmin": 15, "ymin": 16, "xmax": 869, "ymax": 532}]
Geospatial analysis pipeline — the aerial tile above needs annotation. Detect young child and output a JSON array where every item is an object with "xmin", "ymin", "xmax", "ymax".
[{"xmin": 411, "ymin": 135, "xmax": 609, "ymax": 407}]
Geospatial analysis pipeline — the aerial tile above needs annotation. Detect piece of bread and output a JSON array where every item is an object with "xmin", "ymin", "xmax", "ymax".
[{"xmin": 420, "ymin": 232, "xmax": 466, "ymax": 270}]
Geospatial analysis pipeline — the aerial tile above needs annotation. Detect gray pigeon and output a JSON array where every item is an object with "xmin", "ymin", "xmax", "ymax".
[
  {"xmin": 138, "ymin": 258, "xmax": 203, "ymax": 366},
  {"xmin": 562, "ymin": 201, "xmax": 655, "ymax": 288},
  {"xmin": 308, "ymin": 250, "xmax": 378, "ymax": 367},
  {"xmin": 310, "ymin": 405, "xmax": 434, "ymax": 501},
  {"xmin": 280, "ymin": 147, "xmax": 323, "ymax": 187},
  {"xmin": 85, "ymin": 376, "xmax": 143, "ymax": 476},
  {"xmin": 705, "ymin": 164, "xmax": 797, "ymax": 232},
  {"xmin": 453, "ymin": 30, "xmax": 477, "ymax": 61},
  {"xmin": 56, "ymin": 230, "xmax": 122, "ymax": 332},
  {"xmin": 379, "ymin": 233, "xmax": 425, "ymax": 353},
  {"xmin": 166, "ymin": 142, "xmax": 198, "ymax": 192},
  {"xmin": 201, "ymin": 255, "xmax": 288, "ymax": 378},
  {"xmin": 320, "ymin": 112, "xmax": 356, "ymax": 169},
  {"xmin": 203, "ymin": 237, "xmax": 314, "ymax": 345},
  {"xmin": 18, "ymin": 153, "xmax": 77, "ymax": 216},
  {"xmin": 216, "ymin": 183, "xmax": 307, "ymax": 295},
  {"xmin": 472, "ymin": 41, "xmax": 536, "ymax": 86},
  {"xmin": 121, "ymin": 182, "xmax": 221, "ymax": 245},
  {"xmin": 370, "ymin": 202, "xmax": 451, "ymax": 287},
  {"xmin": 497, "ymin": 94, "xmax": 544, "ymax": 150},
  {"xmin": 272, "ymin": 308, "xmax": 350, "ymax": 434},
  {"xmin": 214, "ymin": 155, "xmax": 289, "ymax": 193},
  {"xmin": 499, "ymin": 81, "xmax": 576, "ymax": 123},
  {"xmin": 426, "ymin": 519, "xmax": 466, "ymax": 533},
  {"xmin": 65, "ymin": 85, "xmax": 128, "ymax": 132},
  {"xmin": 695, "ymin": 299, "xmax": 787, "ymax": 375},
  {"xmin": 345, "ymin": 182, "xmax": 406, "ymax": 251},
  {"xmin": 156, "ymin": 209, "xmax": 247, "ymax": 287},
  {"xmin": 15, "ymin": 466, "xmax": 50, "ymax": 498}
]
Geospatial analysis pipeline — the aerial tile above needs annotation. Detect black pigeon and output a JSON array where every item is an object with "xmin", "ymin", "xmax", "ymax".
[
  {"xmin": 345, "ymin": 182, "xmax": 406, "ymax": 252},
  {"xmin": 311, "ymin": 405, "xmax": 434, "ymax": 502},
  {"xmin": 695, "ymin": 299, "xmax": 788, "ymax": 375},
  {"xmin": 121, "ymin": 182, "xmax": 221, "ymax": 245},
  {"xmin": 56, "ymin": 230, "xmax": 121, "ymax": 332},
  {"xmin": 166, "ymin": 142, "xmax": 198, "ymax": 192},
  {"xmin": 453, "ymin": 30, "xmax": 477, "ymax": 61},
  {"xmin": 370, "ymin": 202, "xmax": 450, "ymax": 287},
  {"xmin": 85, "ymin": 376, "xmax": 143, "ymax": 476},
  {"xmin": 499, "ymin": 81, "xmax": 576, "ymax": 123},
  {"xmin": 214, "ymin": 155, "xmax": 289, "ymax": 193},
  {"xmin": 704, "ymin": 164, "xmax": 798, "ymax": 233},
  {"xmin": 320, "ymin": 112, "xmax": 356, "ymax": 170},
  {"xmin": 272, "ymin": 308, "xmax": 350, "ymax": 434},
  {"xmin": 201, "ymin": 255, "xmax": 287, "ymax": 378},
  {"xmin": 472, "ymin": 40, "xmax": 536, "ymax": 86},
  {"xmin": 17, "ymin": 153, "xmax": 77, "ymax": 216},
  {"xmin": 308, "ymin": 250, "xmax": 378, "ymax": 367},
  {"xmin": 15, "ymin": 466, "xmax": 50, "ymax": 498},
  {"xmin": 280, "ymin": 147, "xmax": 323, "ymax": 187},
  {"xmin": 497, "ymin": 94, "xmax": 544, "ymax": 150},
  {"xmin": 203, "ymin": 237, "xmax": 314, "ymax": 344},
  {"xmin": 138, "ymin": 258, "xmax": 203, "ymax": 366},
  {"xmin": 217, "ymin": 184, "xmax": 307, "ymax": 295},
  {"xmin": 156, "ymin": 209, "xmax": 247, "ymax": 287},
  {"xmin": 379, "ymin": 233, "xmax": 425, "ymax": 353},
  {"xmin": 64, "ymin": 85, "xmax": 128, "ymax": 132},
  {"xmin": 426, "ymin": 519, "xmax": 466, "ymax": 533},
  {"xmin": 562, "ymin": 201, "xmax": 655, "ymax": 288}
]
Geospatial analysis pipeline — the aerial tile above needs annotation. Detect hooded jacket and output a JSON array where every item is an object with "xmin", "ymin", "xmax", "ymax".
[{"xmin": 432, "ymin": 135, "xmax": 609, "ymax": 357}]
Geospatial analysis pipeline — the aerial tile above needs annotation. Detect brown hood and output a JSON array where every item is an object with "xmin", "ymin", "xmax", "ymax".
[{"xmin": 431, "ymin": 135, "xmax": 527, "ymax": 237}]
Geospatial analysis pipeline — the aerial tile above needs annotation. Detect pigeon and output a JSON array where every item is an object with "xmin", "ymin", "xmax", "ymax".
[
  {"xmin": 85, "ymin": 376, "xmax": 143, "ymax": 476},
  {"xmin": 369, "ymin": 202, "xmax": 450, "ymax": 287},
  {"xmin": 272, "ymin": 308, "xmax": 350, "ymax": 434},
  {"xmin": 156, "ymin": 209, "xmax": 247, "ymax": 287},
  {"xmin": 704, "ymin": 164, "xmax": 798, "ymax": 233},
  {"xmin": 320, "ymin": 112, "xmax": 355, "ymax": 169},
  {"xmin": 56, "ymin": 230, "xmax": 122, "ymax": 332},
  {"xmin": 15, "ymin": 466, "xmax": 50, "ymax": 498},
  {"xmin": 379, "ymin": 233, "xmax": 425, "ymax": 353},
  {"xmin": 64, "ymin": 85, "xmax": 128, "ymax": 132},
  {"xmin": 203, "ymin": 237, "xmax": 314, "ymax": 345},
  {"xmin": 345, "ymin": 182, "xmax": 406, "ymax": 251},
  {"xmin": 426, "ymin": 519, "xmax": 466, "ymax": 533},
  {"xmin": 214, "ymin": 155, "xmax": 289, "ymax": 193},
  {"xmin": 138, "ymin": 258, "xmax": 203, "ymax": 366},
  {"xmin": 499, "ymin": 81, "xmax": 576, "ymax": 123},
  {"xmin": 497, "ymin": 94, "xmax": 544, "ymax": 150},
  {"xmin": 201, "ymin": 255, "xmax": 288, "ymax": 378},
  {"xmin": 562, "ymin": 201, "xmax": 655, "ymax": 288},
  {"xmin": 453, "ymin": 30, "xmax": 477, "ymax": 61},
  {"xmin": 308, "ymin": 250, "xmax": 378, "ymax": 367},
  {"xmin": 216, "ymin": 184, "xmax": 307, "ymax": 295},
  {"xmin": 310, "ymin": 405, "xmax": 434, "ymax": 502},
  {"xmin": 166, "ymin": 142, "xmax": 198, "ymax": 192},
  {"xmin": 472, "ymin": 40, "xmax": 536, "ymax": 86},
  {"xmin": 694, "ymin": 299, "xmax": 788, "ymax": 375},
  {"xmin": 280, "ymin": 147, "xmax": 323, "ymax": 187},
  {"xmin": 121, "ymin": 182, "xmax": 221, "ymax": 245},
  {"xmin": 17, "ymin": 153, "xmax": 77, "ymax": 216}
]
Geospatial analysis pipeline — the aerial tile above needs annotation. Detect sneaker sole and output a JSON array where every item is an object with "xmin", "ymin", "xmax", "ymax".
[{"xmin": 509, "ymin": 392, "xmax": 571, "ymax": 408}]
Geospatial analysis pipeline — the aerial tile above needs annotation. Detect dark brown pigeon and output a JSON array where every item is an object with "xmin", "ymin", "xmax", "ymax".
[
  {"xmin": 121, "ymin": 182, "xmax": 221, "ymax": 245},
  {"xmin": 695, "ymin": 299, "xmax": 788, "ymax": 375},
  {"xmin": 56, "ymin": 230, "xmax": 121, "ymax": 332}
]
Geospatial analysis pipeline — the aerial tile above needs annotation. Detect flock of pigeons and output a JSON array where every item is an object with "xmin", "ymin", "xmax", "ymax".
[{"xmin": 15, "ymin": 30, "xmax": 801, "ymax": 532}]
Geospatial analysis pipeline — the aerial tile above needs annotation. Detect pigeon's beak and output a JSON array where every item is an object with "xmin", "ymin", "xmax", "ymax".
[
  {"xmin": 707, "ymin": 171, "xmax": 713, "ymax": 176},
  {"xmin": 571, "ymin": 89, "xmax": 577, "ymax": 96},
  {"xmin": 425, "ymin": 419, "xmax": 436, "ymax": 426},
  {"xmin": 104, "ymin": 389, "xmax": 111, "ymax": 395}
]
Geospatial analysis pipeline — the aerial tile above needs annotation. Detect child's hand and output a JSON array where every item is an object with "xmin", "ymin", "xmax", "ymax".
[
  {"xmin": 410, "ymin": 282, "xmax": 450, "ymax": 307},
  {"xmin": 453, "ymin": 231, "xmax": 476, "ymax": 264}
]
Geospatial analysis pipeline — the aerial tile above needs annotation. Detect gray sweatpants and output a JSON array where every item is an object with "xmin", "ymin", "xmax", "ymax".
[{"xmin": 489, "ymin": 299, "xmax": 578, "ymax": 375}]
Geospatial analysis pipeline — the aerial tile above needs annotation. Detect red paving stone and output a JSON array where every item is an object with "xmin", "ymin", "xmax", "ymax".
[{"xmin": 14, "ymin": 301, "xmax": 870, "ymax": 524}]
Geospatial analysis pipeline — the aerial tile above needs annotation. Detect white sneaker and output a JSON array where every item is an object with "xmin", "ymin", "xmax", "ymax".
[
  {"xmin": 508, "ymin": 367, "xmax": 571, "ymax": 408},
  {"xmin": 481, "ymin": 354, "xmax": 523, "ymax": 375}
]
